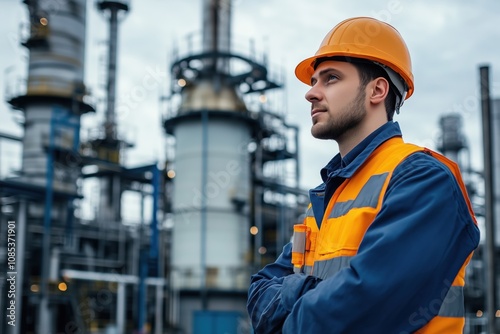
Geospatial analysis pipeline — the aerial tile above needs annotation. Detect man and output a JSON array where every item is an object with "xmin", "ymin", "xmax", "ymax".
[{"xmin": 247, "ymin": 17, "xmax": 479, "ymax": 333}]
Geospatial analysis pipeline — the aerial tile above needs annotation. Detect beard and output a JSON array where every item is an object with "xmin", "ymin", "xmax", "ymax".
[{"xmin": 311, "ymin": 88, "xmax": 367, "ymax": 140}]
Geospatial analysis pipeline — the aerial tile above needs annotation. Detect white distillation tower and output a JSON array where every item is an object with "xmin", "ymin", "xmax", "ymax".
[
  {"xmin": 168, "ymin": 0, "xmax": 250, "ymax": 291},
  {"xmin": 162, "ymin": 0, "xmax": 285, "ymax": 331}
]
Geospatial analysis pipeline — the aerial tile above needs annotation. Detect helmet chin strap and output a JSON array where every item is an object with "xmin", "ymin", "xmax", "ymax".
[{"xmin": 373, "ymin": 62, "xmax": 408, "ymax": 114}]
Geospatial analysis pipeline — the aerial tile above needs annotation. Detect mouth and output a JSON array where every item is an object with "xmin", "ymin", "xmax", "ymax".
[{"xmin": 311, "ymin": 108, "xmax": 326, "ymax": 118}]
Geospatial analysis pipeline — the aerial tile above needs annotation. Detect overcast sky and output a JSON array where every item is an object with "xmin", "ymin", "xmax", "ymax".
[{"xmin": 1, "ymin": 0, "xmax": 500, "ymax": 191}]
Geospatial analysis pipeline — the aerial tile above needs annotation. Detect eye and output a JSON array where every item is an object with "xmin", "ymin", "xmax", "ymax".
[{"xmin": 327, "ymin": 74, "xmax": 339, "ymax": 82}]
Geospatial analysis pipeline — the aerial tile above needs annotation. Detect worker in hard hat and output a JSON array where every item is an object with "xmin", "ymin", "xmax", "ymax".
[{"xmin": 247, "ymin": 17, "xmax": 479, "ymax": 333}]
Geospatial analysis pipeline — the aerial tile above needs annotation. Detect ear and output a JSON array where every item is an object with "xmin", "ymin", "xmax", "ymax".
[{"xmin": 368, "ymin": 77, "xmax": 389, "ymax": 105}]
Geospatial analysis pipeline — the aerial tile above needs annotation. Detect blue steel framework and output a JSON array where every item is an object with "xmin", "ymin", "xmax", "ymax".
[
  {"xmin": 39, "ymin": 106, "xmax": 81, "ymax": 331},
  {"xmin": 0, "ymin": 103, "xmax": 164, "ymax": 332}
]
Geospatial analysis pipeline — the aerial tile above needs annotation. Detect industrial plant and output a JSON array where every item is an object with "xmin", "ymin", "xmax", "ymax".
[{"xmin": 0, "ymin": 1, "xmax": 498, "ymax": 334}]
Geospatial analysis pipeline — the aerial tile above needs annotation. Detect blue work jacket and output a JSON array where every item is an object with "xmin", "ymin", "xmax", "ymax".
[{"xmin": 247, "ymin": 121, "xmax": 480, "ymax": 334}]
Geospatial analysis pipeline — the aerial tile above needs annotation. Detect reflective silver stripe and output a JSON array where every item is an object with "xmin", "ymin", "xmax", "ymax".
[
  {"xmin": 304, "ymin": 265, "xmax": 314, "ymax": 276},
  {"xmin": 438, "ymin": 285, "xmax": 464, "ymax": 317},
  {"xmin": 312, "ymin": 256, "xmax": 352, "ymax": 280},
  {"xmin": 292, "ymin": 232, "xmax": 306, "ymax": 254},
  {"xmin": 306, "ymin": 206, "xmax": 314, "ymax": 217},
  {"xmin": 329, "ymin": 172, "xmax": 389, "ymax": 218},
  {"xmin": 311, "ymin": 259, "xmax": 464, "ymax": 318}
]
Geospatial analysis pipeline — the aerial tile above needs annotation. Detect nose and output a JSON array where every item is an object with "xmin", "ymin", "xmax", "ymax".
[{"xmin": 305, "ymin": 84, "xmax": 321, "ymax": 102}]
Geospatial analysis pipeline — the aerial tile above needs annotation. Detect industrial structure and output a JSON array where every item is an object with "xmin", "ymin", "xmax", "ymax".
[
  {"xmin": 1, "ymin": 0, "xmax": 96, "ymax": 332},
  {"xmin": 162, "ymin": 0, "xmax": 306, "ymax": 331},
  {"xmin": 477, "ymin": 65, "xmax": 500, "ymax": 334},
  {"xmin": 434, "ymin": 66, "xmax": 500, "ymax": 334},
  {"xmin": 0, "ymin": 0, "xmax": 166, "ymax": 333},
  {"xmin": 436, "ymin": 113, "xmax": 487, "ymax": 333},
  {"xmin": 0, "ymin": 0, "xmax": 306, "ymax": 333},
  {"xmin": 0, "ymin": 1, "xmax": 499, "ymax": 334}
]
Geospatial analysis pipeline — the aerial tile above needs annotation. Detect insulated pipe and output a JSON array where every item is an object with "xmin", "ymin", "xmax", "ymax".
[{"xmin": 479, "ymin": 64, "xmax": 497, "ymax": 334}]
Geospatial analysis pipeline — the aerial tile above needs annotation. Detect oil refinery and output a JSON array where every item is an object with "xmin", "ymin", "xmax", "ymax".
[
  {"xmin": 0, "ymin": 1, "xmax": 499, "ymax": 334},
  {"xmin": 0, "ymin": 0, "xmax": 305, "ymax": 333}
]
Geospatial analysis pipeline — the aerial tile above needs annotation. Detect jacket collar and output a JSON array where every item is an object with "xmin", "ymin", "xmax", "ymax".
[{"xmin": 320, "ymin": 121, "xmax": 403, "ymax": 181}]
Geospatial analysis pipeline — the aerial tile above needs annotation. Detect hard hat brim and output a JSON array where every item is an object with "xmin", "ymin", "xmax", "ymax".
[{"xmin": 295, "ymin": 55, "xmax": 318, "ymax": 86}]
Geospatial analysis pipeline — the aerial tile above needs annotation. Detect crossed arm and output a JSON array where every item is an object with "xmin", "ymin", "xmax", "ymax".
[{"xmin": 247, "ymin": 154, "xmax": 479, "ymax": 333}]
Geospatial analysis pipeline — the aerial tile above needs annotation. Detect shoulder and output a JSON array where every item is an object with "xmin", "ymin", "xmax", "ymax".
[
  {"xmin": 386, "ymin": 150, "xmax": 465, "ymax": 203},
  {"xmin": 393, "ymin": 150, "xmax": 457, "ymax": 182},
  {"xmin": 384, "ymin": 149, "xmax": 479, "ymax": 247}
]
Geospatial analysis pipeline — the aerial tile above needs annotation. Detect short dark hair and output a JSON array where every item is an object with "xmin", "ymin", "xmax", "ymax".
[
  {"xmin": 314, "ymin": 57, "xmax": 398, "ymax": 121},
  {"xmin": 351, "ymin": 61, "xmax": 397, "ymax": 121}
]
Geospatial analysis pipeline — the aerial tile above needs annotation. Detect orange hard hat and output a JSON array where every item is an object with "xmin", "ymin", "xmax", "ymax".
[{"xmin": 295, "ymin": 17, "xmax": 414, "ymax": 107}]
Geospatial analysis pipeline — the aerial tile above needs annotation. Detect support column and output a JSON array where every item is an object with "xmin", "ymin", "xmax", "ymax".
[
  {"xmin": 7, "ymin": 200, "xmax": 27, "ymax": 334},
  {"xmin": 117, "ymin": 282, "xmax": 125, "ymax": 334}
]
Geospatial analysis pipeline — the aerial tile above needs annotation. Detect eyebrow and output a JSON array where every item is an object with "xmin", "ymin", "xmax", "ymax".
[{"xmin": 311, "ymin": 67, "xmax": 343, "ymax": 85}]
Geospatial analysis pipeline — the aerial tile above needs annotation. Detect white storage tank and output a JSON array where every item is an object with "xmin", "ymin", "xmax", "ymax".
[{"xmin": 172, "ymin": 114, "xmax": 251, "ymax": 289}]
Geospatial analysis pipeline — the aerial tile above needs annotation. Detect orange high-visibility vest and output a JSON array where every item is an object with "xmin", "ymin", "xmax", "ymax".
[{"xmin": 291, "ymin": 137, "xmax": 477, "ymax": 333}]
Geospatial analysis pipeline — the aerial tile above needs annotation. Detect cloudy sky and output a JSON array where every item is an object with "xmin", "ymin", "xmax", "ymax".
[{"xmin": 1, "ymin": 0, "xmax": 500, "ymax": 191}]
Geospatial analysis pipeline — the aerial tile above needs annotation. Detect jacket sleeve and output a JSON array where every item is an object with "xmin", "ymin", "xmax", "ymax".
[
  {"xmin": 247, "ymin": 242, "xmax": 322, "ymax": 333},
  {"xmin": 282, "ymin": 152, "xmax": 480, "ymax": 333}
]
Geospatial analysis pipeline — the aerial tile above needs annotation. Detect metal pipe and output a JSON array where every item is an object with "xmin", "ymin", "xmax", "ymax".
[
  {"xmin": 154, "ymin": 284, "xmax": 163, "ymax": 334},
  {"xmin": 105, "ymin": 6, "xmax": 119, "ymax": 139},
  {"xmin": 254, "ymin": 185, "xmax": 263, "ymax": 267},
  {"xmin": 38, "ymin": 108, "xmax": 58, "ymax": 334},
  {"xmin": 172, "ymin": 282, "xmax": 179, "ymax": 327},
  {"xmin": 59, "ymin": 256, "xmax": 124, "ymax": 268},
  {"xmin": 254, "ymin": 135, "xmax": 264, "ymax": 267},
  {"xmin": 202, "ymin": 0, "xmax": 231, "ymax": 73},
  {"xmin": 65, "ymin": 199, "xmax": 75, "ymax": 249},
  {"xmin": 151, "ymin": 164, "xmax": 162, "ymax": 333},
  {"xmin": 117, "ymin": 282, "xmax": 125, "ymax": 334},
  {"xmin": 149, "ymin": 164, "xmax": 160, "ymax": 272},
  {"xmin": 119, "ymin": 211, "xmax": 125, "ymax": 263},
  {"xmin": 27, "ymin": 224, "xmax": 126, "ymax": 242},
  {"xmin": 155, "ymin": 229, "xmax": 165, "ymax": 334},
  {"xmin": 0, "ymin": 132, "xmax": 22, "ymax": 141},
  {"xmin": 61, "ymin": 269, "xmax": 166, "ymax": 286},
  {"xmin": 113, "ymin": 174, "xmax": 121, "ymax": 220},
  {"xmin": 7, "ymin": 200, "xmax": 27, "ymax": 334},
  {"xmin": 49, "ymin": 247, "xmax": 60, "ymax": 280},
  {"xmin": 479, "ymin": 64, "xmax": 497, "ymax": 334},
  {"xmin": 293, "ymin": 125, "xmax": 300, "ymax": 189},
  {"xmin": 137, "ymin": 249, "xmax": 147, "ymax": 333},
  {"xmin": 278, "ymin": 139, "xmax": 286, "ymax": 253}
]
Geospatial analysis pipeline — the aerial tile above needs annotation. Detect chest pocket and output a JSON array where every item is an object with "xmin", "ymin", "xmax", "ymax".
[{"xmin": 316, "ymin": 173, "xmax": 389, "ymax": 259}]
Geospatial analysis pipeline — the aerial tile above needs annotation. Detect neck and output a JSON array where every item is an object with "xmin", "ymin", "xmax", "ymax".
[{"xmin": 338, "ymin": 113, "xmax": 388, "ymax": 157}]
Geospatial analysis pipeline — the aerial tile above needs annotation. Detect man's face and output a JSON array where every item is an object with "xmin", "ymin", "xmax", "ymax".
[{"xmin": 306, "ymin": 60, "xmax": 367, "ymax": 141}]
